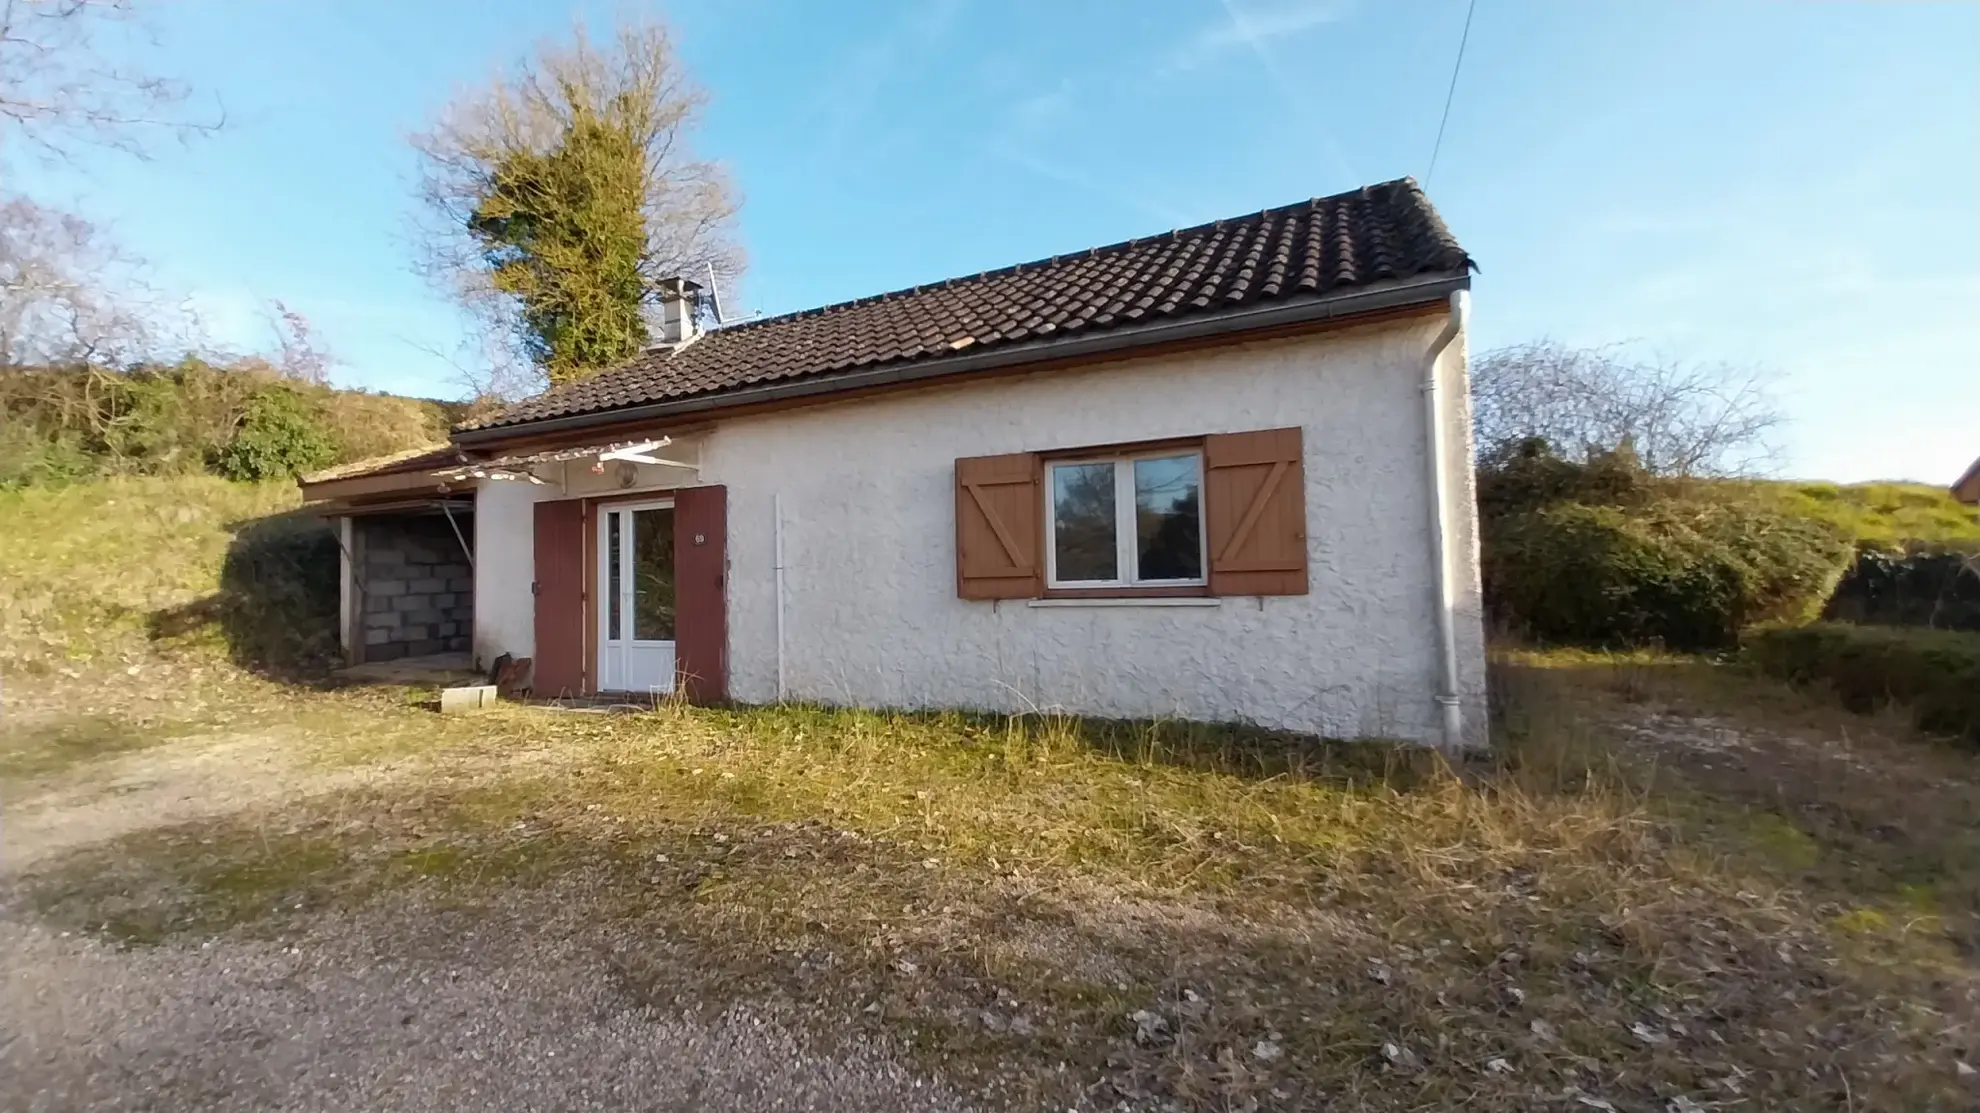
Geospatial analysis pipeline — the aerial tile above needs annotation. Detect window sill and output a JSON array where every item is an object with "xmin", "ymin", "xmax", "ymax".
[{"xmin": 1026, "ymin": 597, "xmax": 1221, "ymax": 609}]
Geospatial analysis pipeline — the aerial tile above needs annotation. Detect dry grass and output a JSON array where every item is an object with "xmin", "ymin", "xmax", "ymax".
[
  {"xmin": 1718, "ymin": 478, "xmax": 1980, "ymax": 548},
  {"xmin": 6, "ymin": 480, "xmax": 1977, "ymax": 1109},
  {"xmin": 11, "ymin": 659, "xmax": 1979, "ymax": 1111},
  {"xmin": 0, "ymin": 476, "xmax": 305, "ymax": 671}
]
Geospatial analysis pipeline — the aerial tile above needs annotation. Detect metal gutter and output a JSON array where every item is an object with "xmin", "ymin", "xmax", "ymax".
[{"xmin": 455, "ymin": 273, "xmax": 1472, "ymax": 446}]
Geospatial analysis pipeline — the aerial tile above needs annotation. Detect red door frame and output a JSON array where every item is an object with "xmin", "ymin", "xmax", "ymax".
[{"xmin": 535, "ymin": 485, "xmax": 727, "ymax": 703}]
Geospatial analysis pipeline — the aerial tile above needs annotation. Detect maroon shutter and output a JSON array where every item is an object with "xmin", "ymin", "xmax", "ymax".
[
  {"xmin": 674, "ymin": 484, "xmax": 728, "ymax": 704},
  {"xmin": 532, "ymin": 499, "xmax": 587, "ymax": 696}
]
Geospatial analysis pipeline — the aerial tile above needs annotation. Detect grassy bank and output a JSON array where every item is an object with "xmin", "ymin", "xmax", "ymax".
[
  {"xmin": 0, "ymin": 475, "xmax": 331, "ymax": 677},
  {"xmin": 1723, "ymin": 478, "xmax": 1980, "ymax": 548}
]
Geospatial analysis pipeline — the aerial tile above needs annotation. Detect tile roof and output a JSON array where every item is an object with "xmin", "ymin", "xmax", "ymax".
[
  {"xmin": 298, "ymin": 443, "xmax": 461, "ymax": 486},
  {"xmin": 462, "ymin": 177, "xmax": 1472, "ymax": 434}
]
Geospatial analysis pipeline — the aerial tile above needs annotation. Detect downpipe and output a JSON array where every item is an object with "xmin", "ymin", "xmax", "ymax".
[
  {"xmin": 1421, "ymin": 291, "xmax": 1469, "ymax": 751},
  {"xmin": 773, "ymin": 493, "xmax": 787, "ymax": 702}
]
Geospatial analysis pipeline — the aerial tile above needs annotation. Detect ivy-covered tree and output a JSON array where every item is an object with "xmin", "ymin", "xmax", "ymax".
[
  {"xmin": 469, "ymin": 109, "xmax": 649, "ymax": 383},
  {"xmin": 413, "ymin": 18, "xmax": 741, "ymax": 393}
]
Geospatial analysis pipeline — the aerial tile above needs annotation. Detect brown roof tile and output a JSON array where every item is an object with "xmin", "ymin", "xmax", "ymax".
[
  {"xmin": 462, "ymin": 178, "xmax": 1471, "ymax": 433},
  {"xmin": 298, "ymin": 443, "xmax": 461, "ymax": 486}
]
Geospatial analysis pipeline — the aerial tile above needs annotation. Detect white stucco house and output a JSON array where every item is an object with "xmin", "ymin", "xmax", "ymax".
[{"xmin": 300, "ymin": 177, "xmax": 1488, "ymax": 749}]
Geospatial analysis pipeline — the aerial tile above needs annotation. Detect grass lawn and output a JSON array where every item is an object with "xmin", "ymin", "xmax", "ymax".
[{"xmin": 8, "ymin": 650, "xmax": 1980, "ymax": 1111}]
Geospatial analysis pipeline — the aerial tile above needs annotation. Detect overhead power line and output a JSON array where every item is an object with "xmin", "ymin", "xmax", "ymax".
[{"xmin": 1426, "ymin": 0, "xmax": 1477, "ymax": 186}]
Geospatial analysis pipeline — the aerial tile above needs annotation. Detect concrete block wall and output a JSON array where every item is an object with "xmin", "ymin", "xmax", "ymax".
[{"xmin": 357, "ymin": 514, "xmax": 474, "ymax": 662}]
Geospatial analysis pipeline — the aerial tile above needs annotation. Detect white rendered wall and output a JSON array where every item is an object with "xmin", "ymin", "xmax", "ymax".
[
  {"xmin": 472, "ymin": 479, "xmax": 551, "ymax": 665},
  {"xmin": 470, "ymin": 437, "xmax": 708, "ymax": 668},
  {"xmin": 689, "ymin": 314, "xmax": 1489, "ymax": 747}
]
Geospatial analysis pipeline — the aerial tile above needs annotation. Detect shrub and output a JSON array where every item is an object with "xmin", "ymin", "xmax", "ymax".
[
  {"xmin": 1479, "ymin": 439, "xmax": 1860, "ymax": 650},
  {"xmin": 211, "ymin": 387, "xmax": 339, "ymax": 482},
  {"xmin": 0, "ymin": 362, "xmax": 456, "ymax": 486},
  {"xmin": 0, "ymin": 420, "xmax": 96, "ymax": 488},
  {"xmin": 1746, "ymin": 623, "xmax": 1980, "ymax": 743},
  {"xmin": 1476, "ymin": 436, "xmax": 1653, "ymax": 520},
  {"xmin": 1825, "ymin": 545, "xmax": 1980, "ymax": 632},
  {"xmin": 1486, "ymin": 497, "xmax": 1852, "ymax": 650}
]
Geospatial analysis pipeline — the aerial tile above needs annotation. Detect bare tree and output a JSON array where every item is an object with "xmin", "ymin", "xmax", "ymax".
[
  {"xmin": 0, "ymin": 195, "xmax": 165, "ymax": 366},
  {"xmin": 0, "ymin": 0, "xmax": 219, "ymax": 164},
  {"xmin": 1472, "ymin": 340, "xmax": 1783, "ymax": 477},
  {"xmin": 264, "ymin": 300, "xmax": 333, "ymax": 385},
  {"xmin": 411, "ymin": 16, "xmax": 742, "ymax": 392}
]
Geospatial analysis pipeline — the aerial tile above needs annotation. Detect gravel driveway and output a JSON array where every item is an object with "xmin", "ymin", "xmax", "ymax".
[
  {"xmin": 1, "ymin": 895, "xmax": 980, "ymax": 1113},
  {"xmin": 1, "ymin": 706, "xmax": 993, "ymax": 1113}
]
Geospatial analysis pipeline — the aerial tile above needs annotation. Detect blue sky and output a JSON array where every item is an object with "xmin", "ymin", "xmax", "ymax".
[{"xmin": 20, "ymin": 0, "xmax": 1978, "ymax": 484}]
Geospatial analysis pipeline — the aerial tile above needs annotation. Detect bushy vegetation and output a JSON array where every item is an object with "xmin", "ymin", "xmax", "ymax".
[
  {"xmin": 0, "ymin": 361, "xmax": 461, "ymax": 487},
  {"xmin": 1747, "ymin": 622, "xmax": 1980, "ymax": 743},
  {"xmin": 1826, "ymin": 546, "xmax": 1980, "ymax": 632},
  {"xmin": 209, "ymin": 384, "xmax": 339, "ymax": 481},
  {"xmin": 1480, "ymin": 440, "xmax": 1854, "ymax": 649}
]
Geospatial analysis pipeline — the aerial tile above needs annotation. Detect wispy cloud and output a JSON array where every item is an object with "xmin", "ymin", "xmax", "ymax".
[
  {"xmin": 1169, "ymin": 0, "xmax": 1354, "ymax": 72},
  {"xmin": 991, "ymin": 144, "xmax": 1190, "ymax": 228},
  {"xmin": 983, "ymin": 78, "xmax": 1189, "ymax": 227},
  {"xmin": 1162, "ymin": 0, "xmax": 1360, "ymax": 187},
  {"xmin": 813, "ymin": 0, "xmax": 967, "ymax": 154}
]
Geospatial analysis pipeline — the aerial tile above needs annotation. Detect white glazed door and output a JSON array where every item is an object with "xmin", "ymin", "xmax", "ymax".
[{"xmin": 597, "ymin": 502, "xmax": 677, "ymax": 694}]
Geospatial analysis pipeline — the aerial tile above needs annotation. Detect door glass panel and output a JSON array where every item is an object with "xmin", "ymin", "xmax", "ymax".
[
  {"xmin": 607, "ymin": 511, "xmax": 624, "ymax": 640},
  {"xmin": 631, "ymin": 507, "xmax": 676, "ymax": 641},
  {"xmin": 1134, "ymin": 455, "xmax": 1203, "ymax": 581},
  {"xmin": 1051, "ymin": 462, "xmax": 1118, "ymax": 582}
]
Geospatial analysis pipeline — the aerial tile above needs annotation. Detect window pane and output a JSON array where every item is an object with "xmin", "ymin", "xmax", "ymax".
[
  {"xmin": 1134, "ymin": 455, "xmax": 1202, "ymax": 581},
  {"xmin": 631, "ymin": 507, "xmax": 676, "ymax": 641},
  {"xmin": 607, "ymin": 511, "xmax": 623, "ymax": 640},
  {"xmin": 1052, "ymin": 462, "xmax": 1118, "ymax": 582}
]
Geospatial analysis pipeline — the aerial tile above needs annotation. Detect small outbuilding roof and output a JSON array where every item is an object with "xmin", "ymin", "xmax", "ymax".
[
  {"xmin": 460, "ymin": 177, "xmax": 1473, "ymax": 436},
  {"xmin": 1954, "ymin": 455, "xmax": 1980, "ymax": 504},
  {"xmin": 299, "ymin": 443, "xmax": 461, "ymax": 486}
]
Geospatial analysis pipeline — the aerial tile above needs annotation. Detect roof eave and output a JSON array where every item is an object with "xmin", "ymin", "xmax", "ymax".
[{"xmin": 455, "ymin": 272, "xmax": 1471, "ymax": 447}]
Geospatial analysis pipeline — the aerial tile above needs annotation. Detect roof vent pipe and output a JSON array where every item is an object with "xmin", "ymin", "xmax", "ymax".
[{"xmin": 646, "ymin": 276, "xmax": 704, "ymax": 350}]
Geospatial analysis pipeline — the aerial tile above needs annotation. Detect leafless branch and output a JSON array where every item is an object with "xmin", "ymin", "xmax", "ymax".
[
  {"xmin": 399, "ymin": 330, "xmax": 544, "ymax": 410},
  {"xmin": 0, "ymin": 0, "xmax": 222, "ymax": 166},
  {"xmin": 262, "ymin": 300, "xmax": 334, "ymax": 385},
  {"xmin": 1472, "ymin": 340, "xmax": 1785, "ymax": 477},
  {"xmin": 0, "ymin": 194, "xmax": 174, "ymax": 366}
]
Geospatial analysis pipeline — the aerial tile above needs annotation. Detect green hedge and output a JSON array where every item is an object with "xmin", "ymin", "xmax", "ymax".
[
  {"xmin": 1746, "ymin": 623, "xmax": 1980, "ymax": 743},
  {"xmin": 1485, "ymin": 498, "xmax": 1853, "ymax": 651}
]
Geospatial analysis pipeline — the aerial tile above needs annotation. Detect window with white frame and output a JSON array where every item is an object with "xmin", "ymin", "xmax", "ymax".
[{"xmin": 1045, "ymin": 451, "xmax": 1205, "ymax": 588}]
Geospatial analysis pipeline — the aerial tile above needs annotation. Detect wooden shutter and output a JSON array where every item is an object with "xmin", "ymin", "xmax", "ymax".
[
  {"xmin": 673, "ymin": 484, "xmax": 728, "ymax": 704},
  {"xmin": 955, "ymin": 452, "xmax": 1042, "ymax": 599},
  {"xmin": 1205, "ymin": 426, "xmax": 1308, "ymax": 596},
  {"xmin": 532, "ymin": 499, "xmax": 587, "ymax": 696}
]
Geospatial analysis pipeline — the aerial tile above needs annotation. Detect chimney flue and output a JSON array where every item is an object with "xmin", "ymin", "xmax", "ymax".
[{"xmin": 646, "ymin": 276, "xmax": 705, "ymax": 349}]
